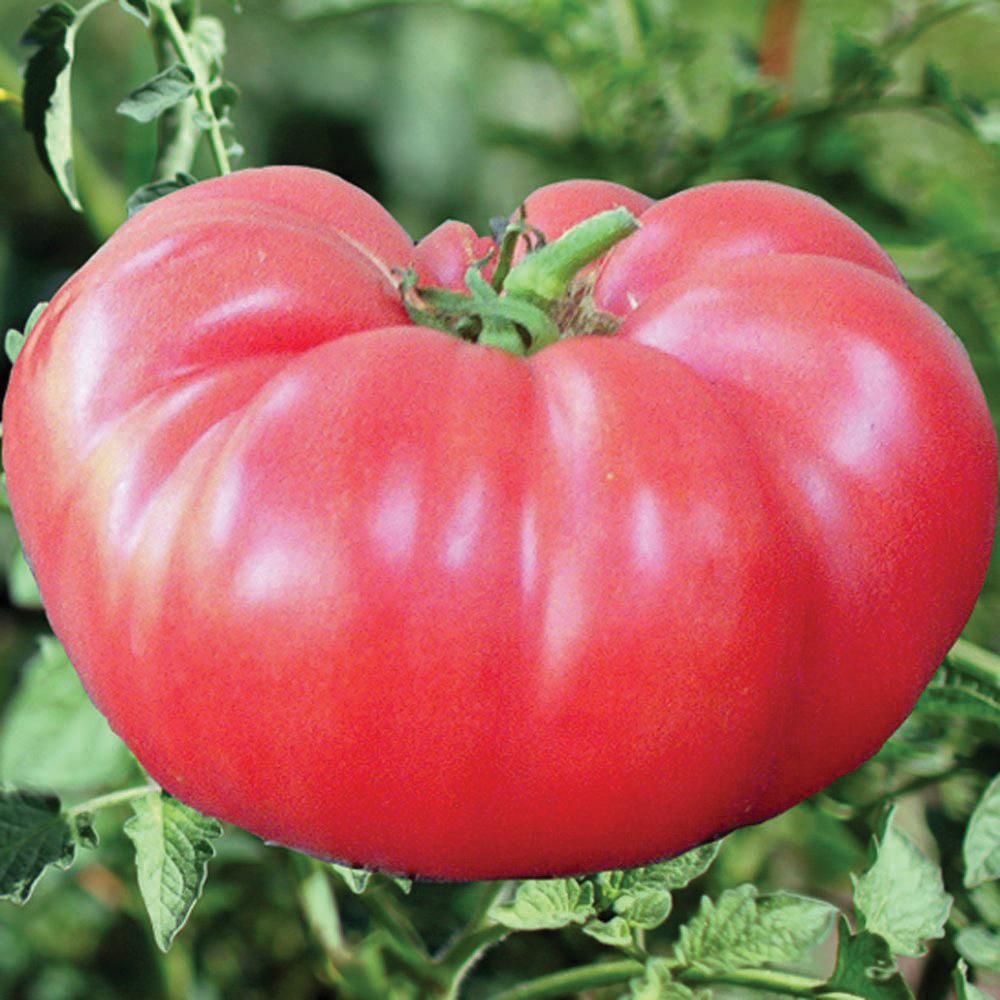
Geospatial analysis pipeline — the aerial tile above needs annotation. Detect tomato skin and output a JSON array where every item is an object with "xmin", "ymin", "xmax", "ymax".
[
  {"xmin": 413, "ymin": 220, "xmax": 495, "ymax": 290},
  {"xmin": 617, "ymin": 253, "xmax": 997, "ymax": 816},
  {"xmin": 3, "ymin": 167, "xmax": 995, "ymax": 879},
  {"xmin": 594, "ymin": 180, "xmax": 902, "ymax": 314}
]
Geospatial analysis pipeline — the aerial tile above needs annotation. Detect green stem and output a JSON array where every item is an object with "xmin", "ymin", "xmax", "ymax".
[
  {"xmin": 488, "ymin": 959, "xmax": 643, "ymax": 1000},
  {"xmin": 298, "ymin": 859, "xmax": 346, "ymax": 956},
  {"xmin": 609, "ymin": 0, "xmax": 643, "ymax": 61},
  {"xmin": 154, "ymin": 0, "xmax": 231, "ymax": 176},
  {"xmin": 76, "ymin": 0, "xmax": 111, "ymax": 21},
  {"xmin": 504, "ymin": 207, "xmax": 639, "ymax": 315},
  {"xmin": 948, "ymin": 637, "xmax": 1000, "ymax": 688},
  {"xmin": 150, "ymin": 8, "xmax": 202, "ymax": 181},
  {"xmin": 466, "ymin": 880, "xmax": 513, "ymax": 933},
  {"xmin": 491, "ymin": 219, "xmax": 528, "ymax": 292},
  {"xmin": 437, "ymin": 925, "xmax": 510, "ymax": 999},
  {"xmin": 682, "ymin": 968, "xmax": 831, "ymax": 998},
  {"xmin": 66, "ymin": 784, "xmax": 157, "ymax": 817},
  {"xmin": 360, "ymin": 886, "xmax": 432, "ymax": 961}
]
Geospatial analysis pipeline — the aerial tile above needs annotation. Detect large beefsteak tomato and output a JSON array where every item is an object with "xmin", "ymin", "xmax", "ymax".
[{"xmin": 3, "ymin": 167, "xmax": 995, "ymax": 878}]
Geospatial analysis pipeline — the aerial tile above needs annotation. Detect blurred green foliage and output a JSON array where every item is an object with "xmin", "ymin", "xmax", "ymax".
[{"xmin": 1, "ymin": 1, "xmax": 999, "ymax": 998}]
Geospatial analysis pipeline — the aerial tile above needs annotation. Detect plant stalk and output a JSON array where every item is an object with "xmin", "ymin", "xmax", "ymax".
[{"xmin": 155, "ymin": 0, "xmax": 231, "ymax": 176}]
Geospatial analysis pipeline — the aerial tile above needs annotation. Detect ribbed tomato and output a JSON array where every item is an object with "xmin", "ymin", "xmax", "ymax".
[{"xmin": 4, "ymin": 166, "xmax": 995, "ymax": 878}]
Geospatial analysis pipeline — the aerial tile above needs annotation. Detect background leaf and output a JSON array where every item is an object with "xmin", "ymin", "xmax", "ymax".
[
  {"xmin": 853, "ymin": 806, "xmax": 952, "ymax": 956},
  {"xmin": 0, "ymin": 638, "xmax": 136, "ymax": 794},
  {"xmin": 20, "ymin": 2, "xmax": 81, "ymax": 210},
  {"xmin": 964, "ymin": 774, "xmax": 1000, "ymax": 888},
  {"xmin": 0, "ymin": 791, "xmax": 89, "ymax": 903}
]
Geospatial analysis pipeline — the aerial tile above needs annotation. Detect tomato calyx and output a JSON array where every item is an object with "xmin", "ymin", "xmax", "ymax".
[{"xmin": 401, "ymin": 206, "xmax": 640, "ymax": 356}]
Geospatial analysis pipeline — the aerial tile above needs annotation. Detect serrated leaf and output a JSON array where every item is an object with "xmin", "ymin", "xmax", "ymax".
[
  {"xmin": 582, "ymin": 915, "xmax": 633, "ymax": 948},
  {"xmin": 489, "ymin": 879, "xmax": 595, "ymax": 931},
  {"xmin": 124, "ymin": 792, "xmax": 222, "ymax": 951},
  {"xmin": 331, "ymin": 863, "xmax": 371, "ymax": 894},
  {"xmin": 117, "ymin": 64, "xmax": 195, "ymax": 124},
  {"xmin": 965, "ymin": 775, "xmax": 1000, "ymax": 888},
  {"xmin": 126, "ymin": 172, "xmax": 198, "ymax": 217},
  {"xmin": 954, "ymin": 960, "xmax": 991, "ymax": 1000},
  {"xmin": 0, "ymin": 790, "xmax": 86, "ymax": 903},
  {"xmin": 824, "ymin": 917, "xmax": 913, "ymax": 1000},
  {"xmin": 830, "ymin": 29, "xmax": 895, "ymax": 98},
  {"xmin": 592, "ymin": 841, "xmax": 720, "ymax": 930},
  {"xmin": 615, "ymin": 888, "xmax": 673, "ymax": 930},
  {"xmin": 118, "ymin": 0, "xmax": 150, "ymax": 24},
  {"xmin": 0, "ymin": 638, "xmax": 135, "ymax": 794},
  {"xmin": 853, "ymin": 806, "xmax": 952, "ymax": 956},
  {"xmin": 676, "ymin": 885, "xmax": 835, "ymax": 973},
  {"xmin": 629, "ymin": 958, "xmax": 699, "ymax": 1000},
  {"xmin": 956, "ymin": 925, "xmax": 1000, "ymax": 972},
  {"xmin": 648, "ymin": 841, "xmax": 722, "ymax": 890},
  {"xmin": 21, "ymin": 2, "xmax": 81, "ymax": 210}
]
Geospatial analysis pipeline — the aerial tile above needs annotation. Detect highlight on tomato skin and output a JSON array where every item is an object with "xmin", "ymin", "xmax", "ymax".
[{"xmin": 2, "ymin": 165, "xmax": 996, "ymax": 880}]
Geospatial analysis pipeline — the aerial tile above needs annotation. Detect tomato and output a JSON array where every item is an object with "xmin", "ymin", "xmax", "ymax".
[{"xmin": 4, "ymin": 166, "xmax": 995, "ymax": 879}]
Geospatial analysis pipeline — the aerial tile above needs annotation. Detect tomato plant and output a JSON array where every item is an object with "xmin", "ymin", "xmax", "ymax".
[
  {"xmin": 4, "ymin": 166, "xmax": 995, "ymax": 880},
  {"xmin": 3, "ymin": 2, "xmax": 1000, "ymax": 997}
]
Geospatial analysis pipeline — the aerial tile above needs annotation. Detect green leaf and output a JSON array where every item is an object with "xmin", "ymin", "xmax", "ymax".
[
  {"xmin": 7, "ymin": 546, "xmax": 42, "ymax": 609},
  {"xmin": 830, "ymin": 29, "xmax": 895, "ymax": 98},
  {"xmin": 124, "ymin": 792, "xmax": 222, "ymax": 951},
  {"xmin": 641, "ymin": 841, "xmax": 722, "ymax": 891},
  {"xmin": 23, "ymin": 302, "xmax": 47, "ymax": 337},
  {"xmin": 188, "ymin": 16, "xmax": 226, "ymax": 76},
  {"xmin": 210, "ymin": 80, "xmax": 239, "ymax": 118},
  {"xmin": 21, "ymin": 2, "xmax": 81, "ymax": 210},
  {"xmin": 629, "ymin": 958, "xmax": 700, "ymax": 1000},
  {"xmin": 824, "ymin": 917, "xmax": 913, "ymax": 1000},
  {"xmin": 956, "ymin": 925, "xmax": 1000, "ymax": 972},
  {"xmin": 916, "ymin": 640, "xmax": 1000, "ymax": 733},
  {"xmin": 581, "ymin": 915, "xmax": 633, "ymax": 948},
  {"xmin": 964, "ymin": 774, "xmax": 1000, "ymax": 888},
  {"xmin": 118, "ymin": 0, "xmax": 150, "ymax": 24},
  {"xmin": 331, "ymin": 863, "xmax": 371, "ymax": 894},
  {"xmin": 853, "ymin": 806, "xmax": 952, "ymax": 956},
  {"xmin": 489, "ymin": 879, "xmax": 595, "ymax": 931},
  {"xmin": 126, "ymin": 172, "xmax": 197, "ymax": 217},
  {"xmin": 390, "ymin": 875, "xmax": 412, "ymax": 894},
  {"xmin": 970, "ymin": 882, "xmax": 1000, "ymax": 931},
  {"xmin": 922, "ymin": 62, "xmax": 974, "ymax": 128},
  {"xmin": 4, "ymin": 301, "xmax": 46, "ymax": 365},
  {"xmin": 0, "ymin": 638, "xmax": 135, "ymax": 794},
  {"xmin": 954, "ymin": 960, "xmax": 991, "ymax": 1000},
  {"xmin": 0, "ymin": 790, "xmax": 93, "ymax": 903},
  {"xmin": 591, "ymin": 841, "xmax": 720, "ymax": 932},
  {"xmin": 675, "ymin": 885, "xmax": 835, "ymax": 973},
  {"xmin": 916, "ymin": 680, "xmax": 1000, "ymax": 732},
  {"xmin": 117, "ymin": 64, "xmax": 196, "ymax": 124},
  {"xmin": 4, "ymin": 330, "xmax": 24, "ymax": 364}
]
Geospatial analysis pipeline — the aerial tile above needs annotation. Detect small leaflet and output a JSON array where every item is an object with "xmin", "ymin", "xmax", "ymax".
[{"xmin": 124, "ymin": 791, "xmax": 223, "ymax": 951}]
